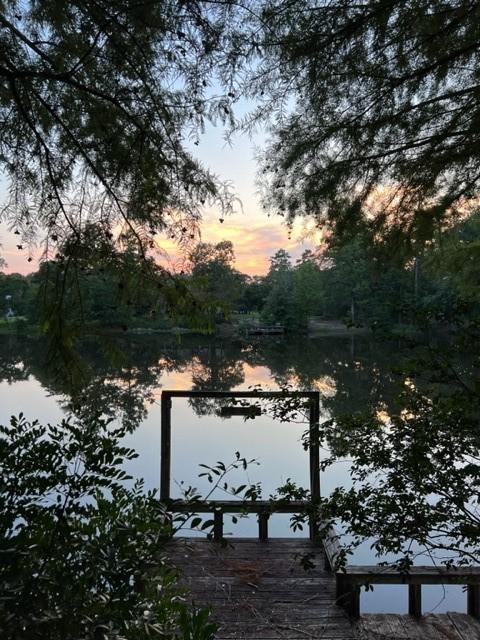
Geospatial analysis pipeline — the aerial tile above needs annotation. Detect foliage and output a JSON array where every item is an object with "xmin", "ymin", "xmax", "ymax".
[
  {"xmin": 188, "ymin": 241, "xmax": 245, "ymax": 318},
  {"xmin": 262, "ymin": 249, "xmax": 300, "ymax": 330},
  {"xmin": 423, "ymin": 211, "xmax": 480, "ymax": 310},
  {"xmin": 0, "ymin": 413, "xmax": 217, "ymax": 639},
  {"xmin": 0, "ymin": 0, "xmax": 245, "ymax": 255},
  {"xmin": 4, "ymin": 206, "xmax": 480, "ymax": 338},
  {"xmin": 253, "ymin": 0, "xmax": 480, "ymax": 248},
  {"xmin": 316, "ymin": 328, "xmax": 480, "ymax": 569}
]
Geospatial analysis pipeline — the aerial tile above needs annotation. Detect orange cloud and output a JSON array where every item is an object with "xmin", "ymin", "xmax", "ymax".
[
  {"xmin": 155, "ymin": 215, "xmax": 319, "ymax": 276},
  {"xmin": 1, "ymin": 213, "xmax": 321, "ymax": 277}
]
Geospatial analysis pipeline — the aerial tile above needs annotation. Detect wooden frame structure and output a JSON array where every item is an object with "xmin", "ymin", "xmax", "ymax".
[
  {"xmin": 160, "ymin": 389, "xmax": 480, "ymax": 620},
  {"xmin": 160, "ymin": 389, "xmax": 321, "ymax": 541}
]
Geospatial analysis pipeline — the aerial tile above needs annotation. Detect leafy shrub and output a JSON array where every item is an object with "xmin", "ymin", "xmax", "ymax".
[{"xmin": 0, "ymin": 413, "xmax": 216, "ymax": 639}]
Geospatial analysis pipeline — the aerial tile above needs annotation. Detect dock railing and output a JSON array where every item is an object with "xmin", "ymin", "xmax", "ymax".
[
  {"xmin": 160, "ymin": 389, "xmax": 321, "ymax": 541},
  {"xmin": 335, "ymin": 563, "xmax": 480, "ymax": 619},
  {"xmin": 323, "ymin": 520, "xmax": 480, "ymax": 619}
]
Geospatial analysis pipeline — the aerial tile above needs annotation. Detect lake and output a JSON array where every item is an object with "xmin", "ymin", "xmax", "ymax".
[{"xmin": 0, "ymin": 331, "xmax": 466, "ymax": 614}]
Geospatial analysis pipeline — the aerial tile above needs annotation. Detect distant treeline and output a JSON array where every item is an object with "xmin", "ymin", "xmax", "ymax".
[{"xmin": 1, "ymin": 212, "xmax": 480, "ymax": 333}]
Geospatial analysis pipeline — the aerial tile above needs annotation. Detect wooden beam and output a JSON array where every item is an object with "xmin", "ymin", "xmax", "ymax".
[
  {"xmin": 213, "ymin": 509, "xmax": 223, "ymax": 541},
  {"xmin": 219, "ymin": 405, "xmax": 262, "ymax": 418},
  {"xmin": 409, "ymin": 584, "xmax": 422, "ymax": 617},
  {"xmin": 336, "ymin": 574, "xmax": 360, "ymax": 618},
  {"xmin": 160, "ymin": 390, "xmax": 318, "ymax": 399},
  {"xmin": 468, "ymin": 584, "xmax": 480, "ymax": 618},
  {"xmin": 258, "ymin": 511, "xmax": 269, "ymax": 541},
  {"xmin": 342, "ymin": 565, "xmax": 480, "ymax": 584},
  {"xmin": 166, "ymin": 499, "xmax": 310, "ymax": 514},
  {"xmin": 160, "ymin": 392, "xmax": 172, "ymax": 501}
]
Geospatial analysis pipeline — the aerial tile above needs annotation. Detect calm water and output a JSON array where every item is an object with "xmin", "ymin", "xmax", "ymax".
[{"xmin": 0, "ymin": 332, "xmax": 466, "ymax": 614}]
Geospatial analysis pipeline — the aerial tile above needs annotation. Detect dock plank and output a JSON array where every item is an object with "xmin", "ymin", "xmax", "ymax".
[
  {"xmin": 166, "ymin": 538, "xmax": 480, "ymax": 640},
  {"xmin": 356, "ymin": 613, "xmax": 480, "ymax": 639},
  {"xmin": 167, "ymin": 538, "xmax": 357, "ymax": 639}
]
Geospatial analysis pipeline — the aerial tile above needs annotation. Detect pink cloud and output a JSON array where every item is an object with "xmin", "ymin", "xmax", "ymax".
[{"xmin": 1, "ymin": 215, "xmax": 318, "ymax": 277}]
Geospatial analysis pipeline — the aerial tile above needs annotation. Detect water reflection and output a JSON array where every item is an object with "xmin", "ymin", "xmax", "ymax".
[
  {"xmin": 0, "ymin": 333, "xmax": 408, "ymax": 431},
  {"xmin": 0, "ymin": 332, "xmax": 473, "ymax": 614}
]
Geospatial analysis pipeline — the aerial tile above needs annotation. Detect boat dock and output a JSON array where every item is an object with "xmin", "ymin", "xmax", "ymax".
[
  {"xmin": 167, "ymin": 536, "xmax": 480, "ymax": 639},
  {"xmin": 161, "ymin": 390, "xmax": 480, "ymax": 639},
  {"xmin": 168, "ymin": 537, "xmax": 355, "ymax": 639}
]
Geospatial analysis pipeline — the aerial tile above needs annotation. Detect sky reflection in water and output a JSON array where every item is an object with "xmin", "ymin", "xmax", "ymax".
[{"xmin": 0, "ymin": 334, "xmax": 466, "ymax": 614}]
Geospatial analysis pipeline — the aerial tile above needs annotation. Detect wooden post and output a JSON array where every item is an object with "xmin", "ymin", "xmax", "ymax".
[
  {"xmin": 468, "ymin": 584, "xmax": 480, "ymax": 618},
  {"xmin": 309, "ymin": 394, "xmax": 321, "ymax": 541},
  {"xmin": 213, "ymin": 509, "xmax": 223, "ymax": 541},
  {"xmin": 160, "ymin": 392, "xmax": 172, "ymax": 501},
  {"xmin": 350, "ymin": 584, "xmax": 361, "ymax": 619},
  {"xmin": 336, "ymin": 576, "xmax": 360, "ymax": 618},
  {"xmin": 258, "ymin": 511, "xmax": 269, "ymax": 541},
  {"xmin": 408, "ymin": 584, "xmax": 422, "ymax": 617}
]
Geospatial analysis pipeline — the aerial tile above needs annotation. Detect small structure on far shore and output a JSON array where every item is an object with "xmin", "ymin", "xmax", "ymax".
[{"xmin": 246, "ymin": 324, "xmax": 284, "ymax": 335}]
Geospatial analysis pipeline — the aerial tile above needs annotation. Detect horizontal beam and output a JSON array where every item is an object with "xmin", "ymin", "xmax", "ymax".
[
  {"xmin": 161, "ymin": 390, "xmax": 318, "ymax": 399},
  {"xmin": 341, "ymin": 565, "xmax": 480, "ymax": 585},
  {"xmin": 165, "ymin": 499, "xmax": 312, "ymax": 514}
]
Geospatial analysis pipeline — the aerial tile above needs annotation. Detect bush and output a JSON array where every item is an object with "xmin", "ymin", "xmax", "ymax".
[{"xmin": 0, "ymin": 413, "xmax": 216, "ymax": 639}]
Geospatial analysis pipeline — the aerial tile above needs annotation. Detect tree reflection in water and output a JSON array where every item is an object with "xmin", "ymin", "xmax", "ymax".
[
  {"xmin": 1, "ymin": 330, "xmax": 478, "ymax": 565},
  {"xmin": 0, "ymin": 333, "xmax": 405, "ymax": 430}
]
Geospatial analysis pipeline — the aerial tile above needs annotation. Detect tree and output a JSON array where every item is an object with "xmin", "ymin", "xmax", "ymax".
[
  {"xmin": 239, "ymin": 275, "xmax": 268, "ymax": 312},
  {"xmin": 188, "ymin": 240, "xmax": 244, "ymax": 314},
  {"xmin": 293, "ymin": 250, "xmax": 325, "ymax": 319},
  {"xmin": 253, "ymin": 1, "xmax": 480, "ymax": 248},
  {"xmin": 0, "ymin": 413, "xmax": 217, "ymax": 639},
  {"xmin": 423, "ymin": 210, "xmax": 480, "ymax": 309},
  {"xmin": 319, "ymin": 338, "xmax": 480, "ymax": 569},
  {"xmin": 262, "ymin": 249, "xmax": 299, "ymax": 329},
  {"xmin": 0, "ymin": 1, "xmax": 245, "ymax": 262}
]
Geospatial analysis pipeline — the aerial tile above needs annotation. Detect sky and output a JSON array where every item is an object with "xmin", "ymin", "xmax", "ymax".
[{"xmin": 0, "ymin": 116, "xmax": 319, "ymax": 277}]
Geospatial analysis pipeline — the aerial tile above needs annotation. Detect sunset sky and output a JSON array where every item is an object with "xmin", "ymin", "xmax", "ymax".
[{"xmin": 0, "ymin": 120, "xmax": 319, "ymax": 277}]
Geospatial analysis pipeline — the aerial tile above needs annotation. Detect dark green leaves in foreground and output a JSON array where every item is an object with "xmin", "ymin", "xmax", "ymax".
[{"xmin": 0, "ymin": 413, "xmax": 216, "ymax": 640}]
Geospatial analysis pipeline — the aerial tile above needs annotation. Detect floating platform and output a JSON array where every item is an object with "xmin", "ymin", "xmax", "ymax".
[{"xmin": 246, "ymin": 325, "xmax": 285, "ymax": 335}]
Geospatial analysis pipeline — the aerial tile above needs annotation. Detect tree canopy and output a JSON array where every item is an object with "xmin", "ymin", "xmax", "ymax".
[
  {"xmin": 0, "ymin": 0, "xmax": 246, "ymax": 259},
  {"xmin": 252, "ymin": 0, "xmax": 480, "ymax": 249},
  {"xmin": 3, "ymin": 1, "xmax": 480, "ymax": 264}
]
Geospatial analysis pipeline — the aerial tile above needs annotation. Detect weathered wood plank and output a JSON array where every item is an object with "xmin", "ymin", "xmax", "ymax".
[
  {"xmin": 324, "ymin": 525, "xmax": 342, "ymax": 571},
  {"xmin": 448, "ymin": 612, "xmax": 480, "ymax": 640},
  {"xmin": 167, "ymin": 499, "xmax": 312, "ymax": 513},
  {"xmin": 356, "ymin": 613, "xmax": 480, "ymax": 640},
  {"xmin": 168, "ymin": 538, "xmax": 480, "ymax": 640},
  {"xmin": 168, "ymin": 537, "xmax": 355, "ymax": 639},
  {"xmin": 344, "ymin": 565, "xmax": 480, "ymax": 583}
]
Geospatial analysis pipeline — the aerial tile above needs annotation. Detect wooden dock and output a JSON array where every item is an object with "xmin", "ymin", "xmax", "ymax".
[
  {"xmin": 167, "ymin": 537, "xmax": 356, "ymax": 639},
  {"xmin": 161, "ymin": 390, "xmax": 480, "ymax": 639},
  {"xmin": 168, "ymin": 537, "xmax": 480, "ymax": 639},
  {"xmin": 357, "ymin": 613, "xmax": 480, "ymax": 639}
]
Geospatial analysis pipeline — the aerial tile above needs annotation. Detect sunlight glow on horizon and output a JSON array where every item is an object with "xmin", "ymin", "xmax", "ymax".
[
  {"xmin": 0, "ymin": 115, "xmax": 324, "ymax": 276},
  {"xmin": 1, "ymin": 212, "xmax": 322, "ymax": 277}
]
